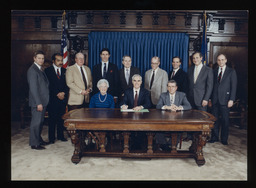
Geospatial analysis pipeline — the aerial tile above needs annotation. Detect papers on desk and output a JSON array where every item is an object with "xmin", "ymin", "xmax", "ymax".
[{"xmin": 120, "ymin": 109, "xmax": 149, "ymax": 112}]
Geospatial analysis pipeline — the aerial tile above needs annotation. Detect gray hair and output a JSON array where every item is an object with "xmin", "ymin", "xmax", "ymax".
[
  {"xmin": 132, "ymin": 74, "xmax": 142, "ymax": 81},
  {"xmin": 122, "ymin": 55, "xmax": 132, "ymax": 61},
  {"xmin": 167, "ymin": 79, "xmax": 177, "ymax": 86},
  {"xmin": 97, "ymin": 79, "xmax": 109, "ymax": 89}
]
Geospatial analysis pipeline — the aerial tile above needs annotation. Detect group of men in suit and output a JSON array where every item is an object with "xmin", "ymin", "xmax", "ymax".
[{"xmin": 27, "ymin": 48, "xmax": 237, "ymax": 150}]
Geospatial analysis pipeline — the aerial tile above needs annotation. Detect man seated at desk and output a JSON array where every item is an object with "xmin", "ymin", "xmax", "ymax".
[
  {"xmin": 120, "ymin": 74, "xmax": 151, "ymax": 111},
  {"xmin": 155, "ymin": 79, "xmax": 192, "ymax": 151},
  {"xmin": 120, "ymin": 74, "xmax": 151, "ymax": 150}
]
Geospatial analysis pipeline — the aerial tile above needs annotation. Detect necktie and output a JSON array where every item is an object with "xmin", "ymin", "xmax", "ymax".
[
  {"xmin": 56, "ymin": 68, "xmax": 60, "ymax": 79},
  {"xmin": 103, "ymin": 63, "xmax": 107, "ymax": 78},
  {"xmin": 194, "ymin": 66, "xmax": 199, "ymax": 83},
  {"xmin": 150, "ymin": 70, "xmax": 155, "ymax": 89},
  {"xmin": 218, "ymin": 68, "xmax": 222, "ymax": 83},
  {"xmin": 80, "ymin": 67, "xmax": 87, "ymax": 89},
  {"xmin": 125, "ymin": 68, "xmax": 129, "ymax": 85},
  {"xmin": 170, "ymin": 95, "xmax": 174, "ymax": 105},
  {"xmin": 171, "ymin": 71, "xmax": 175, "ymax": 79},
  {"xmin": 134, "ymin": 91, "xmax": 138, "ymax": 107}
]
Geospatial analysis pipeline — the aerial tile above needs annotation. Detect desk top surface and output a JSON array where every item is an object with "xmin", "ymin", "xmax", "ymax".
[{"xmin": 63, "ymin": 108, "xmax": 216, "ymax": 124}]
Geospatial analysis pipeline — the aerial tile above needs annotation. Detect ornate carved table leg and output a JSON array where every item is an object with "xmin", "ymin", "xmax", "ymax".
[
  {"xmin": 170, "ymin": 133, "xmax": 178, "ymax": 153},
  {"xmin": 123, "ymin": 132, "xmax": 130, "ymax": 153},
  {"xmin": 94, "ymin": 132, "xmax": 106, "ymax": 152},
  {"xmin": 194, "ymin": 130, "xmax": 211, "ymax": 166},
  {"xmin": 68, "ymin": 130, "xmax": 82, "ymax": 164},
  {"xmin": 146, "ymin": 132, "xmax": 154, "ymax": 154}
]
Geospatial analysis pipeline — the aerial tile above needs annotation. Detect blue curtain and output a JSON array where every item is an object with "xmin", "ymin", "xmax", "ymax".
[{"xmin": 88, "ymin": 31, "xmax": 189, "ymax": 79}]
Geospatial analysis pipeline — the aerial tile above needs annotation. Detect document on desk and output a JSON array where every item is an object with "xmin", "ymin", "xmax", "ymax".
[{"xmin": 121, "ymin": 109, "xmax": 149, "ymax": 112}]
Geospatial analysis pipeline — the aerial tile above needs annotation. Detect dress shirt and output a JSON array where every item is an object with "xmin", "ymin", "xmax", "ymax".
[
  {"xmin": 171, "ymin": 67, "xmax": 180, "ymax": 78},
  {"xmin": 218, "ymin": 65, "xmax": 226, "ymax": 76},
  {"xmin": 101, "ymin": 61, "xmax": 109, "ymax": 77},
  {"xmin": 194, "ymin": 63, "xmax": 203, "ymax": 81},
  {"xmin": 125, "ymin": 67, "xmax": 131, "ymax": 84},
  {"xmin": 34, "ymin": 62, "xmax": 42, "ymax": 70},
  {"xmin": 53, "ymin": 63, "xmax": 61, "ymax": 75},
  {"xmin": 133, "ymin": 87, "xmax": 140, "ymax": 99}
]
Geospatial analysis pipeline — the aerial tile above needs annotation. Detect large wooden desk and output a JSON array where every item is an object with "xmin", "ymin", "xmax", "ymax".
[{"xmin": 63, "ymin": 108, "xmax": 216, "ymax": 166}]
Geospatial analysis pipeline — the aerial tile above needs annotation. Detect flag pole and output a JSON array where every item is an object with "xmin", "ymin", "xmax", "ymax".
[{"xmin": 61, "ymin": 10, "xmax": 66, "ymax": 36}]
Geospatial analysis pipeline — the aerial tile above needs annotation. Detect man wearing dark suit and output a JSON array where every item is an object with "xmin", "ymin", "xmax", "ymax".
[
  {"xmin": 120, "ymin": 74, "xmax": 151, "ymax": 150},
  {"xmin": 169, "ymin": 56, "xmax": 188, "ymax": 94},
  {"xmin": 119, "ymin": 55, "xmax": 141, "ymax": 99},
  {"xmin": 45, "ymin": 53, "xmax": 69, "ymax": 144},
  {"xmin": 92, "ymin": 48, "xmax": 119, "ymax": 101},
  {"xmin": 185, "ymin": 52, "xmax": 213, "ymax": 141},
  {"xmin": 155, "ymin": 80, "xmax": 192, "ymax": 150},
  {"xmin": 120, "ymin": 74, "xmax": 151, "ymax": 110},
  {"xmin": 209, "ymin": 54, "xmax": 237, "ymax": 145},
  {"xmin": 27, "ymin": 51, "xmax": 49, "ymax": 150},
  {"xmin": 187, "ymin": 52, "xmax": 213, "ymax": 111}
]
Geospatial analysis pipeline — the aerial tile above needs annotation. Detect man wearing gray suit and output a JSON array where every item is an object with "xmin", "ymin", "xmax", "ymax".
[
  {"xmin": 185, "ymin": 52, "xmax": 213, "ymax": 141},
  {"xmin": 155, "ymin": 80, "xmax": 192, "ymax": 151},
  {"xmin": 144, "ymin": 56, "xmax": 168, "ymax": 108},
  {"xmin": 209, "ymin": 54, "xmax": 237, "ymax": 145},
  {"xmin": 187, "ymin": 52, "xmax": 213, "ymax": 111},
  {"xmin": 27, "ymin": 51, "xmax": 49, "ymax": 150}
]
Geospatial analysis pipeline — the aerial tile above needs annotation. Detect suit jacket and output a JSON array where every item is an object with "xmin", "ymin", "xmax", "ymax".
[
  {"xmin": 119, "ymin": 88, "xmax": 151, "ymax": 109},
  {"xmin": 211, "ymin": 66, "xmax": 237, "ymax": 105},
  {"xmin": 156, "ymin": 91, "xmax": 192, "ymax": 110},
  {"xmin": 119, "ymin": 66, "xmax": 141, "ymax": 96},
  {"xmin": 187, "ymin": 64, "xmax": 213, "ymax": 106},
  {"xmin": 27, "ymin": 63, "xmax": 49, "ymax": 107},
  {"xmin": 92, "ymin": 62, "xmax": 119, "ymax": 97},
  {"xmin": 144, "ymin": 68, "xmax": 168, "ymax": 105},
  {"xmin": 169, "ymin": 68, "xmax": 188, "ymax": 94},
  {"xmin": 45, "ymin": 65, "xmax": 69, "ymax": 110},
  {"xmin": 66, "ymin": 64, "xmax": 93, "ymax": 105}
]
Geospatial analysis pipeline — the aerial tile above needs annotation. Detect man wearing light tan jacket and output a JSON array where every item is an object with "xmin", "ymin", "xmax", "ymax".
[{"xmin": 66, "ymin": 52, "xmax": 93, "ymax": 111}]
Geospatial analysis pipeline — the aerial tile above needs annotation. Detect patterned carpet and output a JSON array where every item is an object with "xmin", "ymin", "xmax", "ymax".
[{"xmin": 11, "ymin": 124, "xmax": 247, "ymax": 180}]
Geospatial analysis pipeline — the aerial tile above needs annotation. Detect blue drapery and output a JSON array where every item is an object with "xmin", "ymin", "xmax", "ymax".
[{"xmin": 88, "ymin": 31, "xmax": 189, "ymax": 79}]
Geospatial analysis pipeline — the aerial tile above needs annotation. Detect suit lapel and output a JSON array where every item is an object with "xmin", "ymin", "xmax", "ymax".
[
  {"xmin": 174, "ymin": 92, "xmax": 180, "ymax": 106},
  {"xmin": 220, "ymin": 66, "xmax": 230, "ymax": 83},
  {"xmin": 165, "ymin": 92, "xmax": 171, "ymax": 106},
  {"xmin": 196, "ymin": 65, "xmax": 205, "ymax": 82},
  {"xmin": 154, "ymin": 68, "xmax": 162, "ymax": 83},
  {"xmin": 74, "ymin": 65, "xmax": 84, "ymax": 83}
]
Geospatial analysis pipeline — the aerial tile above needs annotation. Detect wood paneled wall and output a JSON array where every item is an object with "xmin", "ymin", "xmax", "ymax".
[{"xmin": 11, "ymin": 10, "xmax": 248, "ymax": 120}]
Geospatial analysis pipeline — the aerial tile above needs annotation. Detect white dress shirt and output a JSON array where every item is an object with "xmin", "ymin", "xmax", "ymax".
[
  {"xmin": 171, "ymin": 67, "xmax": 179, "ymax": 78},
  {"xmin": 34, "ymin": 62, "xmax": 42, "ymax": 70},
  {"xmin": 218, "ymin": 65, "xmax": 226, "ymax": 76},
  {"xmin": 53, "ymin": 63, "xmax": 61, "ymax": 75},
  {"xmin": 101, "ymin": 61, "xmax": 109, "ymax": 77}
]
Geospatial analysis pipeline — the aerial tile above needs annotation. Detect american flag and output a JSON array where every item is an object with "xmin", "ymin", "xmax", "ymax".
[{"xmin": 61, "ymin": 11, "xmax": 68, "ymax": 68}]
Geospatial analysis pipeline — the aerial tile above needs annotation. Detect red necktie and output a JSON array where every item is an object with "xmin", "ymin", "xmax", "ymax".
[
  {"xmin": 171, "ymin": 71, "xmax": 175, "ymax": 78},
  {"xmin": 56, "ymin": 68, "xmax": 61, "ymax": 79},
  {"xmin": 134, "ymin": 91, "xmax": 138, "ymax": 107},
  {"xmin": 218, "ymin": 68, "xmax": 222, "ymax": 83}
]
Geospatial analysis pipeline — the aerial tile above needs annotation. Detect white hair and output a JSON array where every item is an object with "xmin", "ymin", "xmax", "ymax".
[
  {"xmin": 97, "ymin": 79, "xmax": 109, "ymax": 89},
  {"xmin": 132, "ymin": 74, "xmax": 142, "ymax": 81}
]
